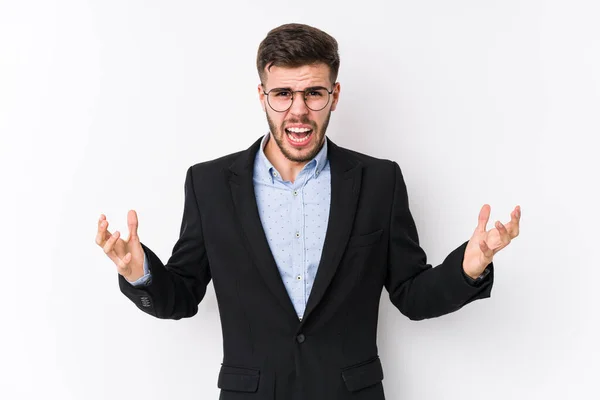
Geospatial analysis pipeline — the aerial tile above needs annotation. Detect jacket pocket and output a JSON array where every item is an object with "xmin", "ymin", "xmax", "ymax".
[
  {"xmin": 341, "ymin": 356, "xmax": 384, "ymax": 392},
  {"xmin": 347, "ymin": 229, "xmax": 384, "ymax": 248},
  {"xmin": 217, "ymin": 364, "xmax": 260, "ymax": 393}
]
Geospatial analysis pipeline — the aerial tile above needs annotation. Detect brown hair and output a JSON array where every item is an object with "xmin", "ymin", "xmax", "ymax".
[{"xmin": 256, "ymin": 23, "xmax": 340, "ymax": 85}]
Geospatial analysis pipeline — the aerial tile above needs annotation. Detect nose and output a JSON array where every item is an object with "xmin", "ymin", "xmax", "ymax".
[{"xmin": 288, "ymin": 91, "xmax": 309, "ymax": 116}]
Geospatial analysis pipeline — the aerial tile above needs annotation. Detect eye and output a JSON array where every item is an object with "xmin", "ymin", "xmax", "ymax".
[
  {"xmin": 306, "ymin": 90, "xmax": 324, "ymax": 97},
  {"xmin": 274, "ymin": 90, "xmax": 291, "ymax": 97}
]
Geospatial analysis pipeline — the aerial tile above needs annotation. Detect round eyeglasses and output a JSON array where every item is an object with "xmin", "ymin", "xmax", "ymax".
[{"xmin": 262, "ymin": 85, "xmax": 335, "ymax": 112}]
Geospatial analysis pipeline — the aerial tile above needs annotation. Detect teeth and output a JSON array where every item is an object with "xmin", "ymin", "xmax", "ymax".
[
  {"xmin": 287, "ymin": 131, "xmax": 312, "ymax": 143},
  {"xmin": 287, "ymin": 127, "xmax": 311, "ymax": 133}
]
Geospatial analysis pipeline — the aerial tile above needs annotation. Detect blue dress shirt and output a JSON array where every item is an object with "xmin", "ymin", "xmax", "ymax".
[{"xmin": 131, "ymin": 132, "xmax": 331, "ymax": 320}]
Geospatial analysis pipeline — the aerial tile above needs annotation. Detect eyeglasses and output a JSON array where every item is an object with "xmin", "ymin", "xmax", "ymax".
[{"xmin": 262, "ymin": 85, "xmax": 335, "ymax": 112}]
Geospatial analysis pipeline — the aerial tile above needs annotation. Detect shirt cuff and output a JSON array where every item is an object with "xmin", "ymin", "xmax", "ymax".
[{"xmin": 462, "ymin": 266, "xmax": 491, "ymax": 287}]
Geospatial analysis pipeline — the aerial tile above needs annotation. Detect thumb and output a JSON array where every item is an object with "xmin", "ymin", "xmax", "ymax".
[{"xmin": 127, "ymin": 209, "xmax": 139, "ymax": 242}]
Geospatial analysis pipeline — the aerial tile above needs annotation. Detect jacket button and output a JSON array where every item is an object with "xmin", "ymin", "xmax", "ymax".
[
  {"xmin": 296, "ymin": 334, "xmax": 305, "ymax": 343},
  {"xmin": 140, "ymin": 296, "xmax": 151, "ymax": 308}
]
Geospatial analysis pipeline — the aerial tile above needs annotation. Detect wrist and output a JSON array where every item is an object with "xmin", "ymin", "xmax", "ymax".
[
  {"xmin": 463, "ymin": 269, "xmax": 483, "ymax": 280},
  {"xmin": 462, "ymin": 266, "xmax": 491, "ymax": 286}
]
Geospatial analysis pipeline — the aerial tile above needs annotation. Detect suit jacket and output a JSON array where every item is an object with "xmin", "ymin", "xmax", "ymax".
[{"xmin": 118, "ymin": 135, "xmax": 494, "ymax": 400}]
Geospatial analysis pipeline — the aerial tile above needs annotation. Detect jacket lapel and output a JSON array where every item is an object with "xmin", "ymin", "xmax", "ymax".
[
  {"xmin": 227, "ymin": 136, "xmax": 299, "ymax": 323},
  {"xmin": 302, "ymin": 138, "xmax": 362, "ymax": 322}
]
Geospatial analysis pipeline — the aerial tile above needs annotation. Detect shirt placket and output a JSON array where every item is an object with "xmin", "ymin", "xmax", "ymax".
[{"xmin": 292, "ymin": 168, "xmax": 312, "ymax": 320}]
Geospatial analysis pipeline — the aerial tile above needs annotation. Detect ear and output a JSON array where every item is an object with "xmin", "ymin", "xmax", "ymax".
[
  {"xmin": 330, "ymin": 82, "xmax": 341, "ymax": 112},
  {"xmin": 257, "ymin": 83, "xmax": 266, "ymax": 112}
]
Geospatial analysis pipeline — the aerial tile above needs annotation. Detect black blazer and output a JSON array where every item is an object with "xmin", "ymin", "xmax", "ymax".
[{"xmin": 118, "ymin": 136, "xmax": 494, "ymax": 400}]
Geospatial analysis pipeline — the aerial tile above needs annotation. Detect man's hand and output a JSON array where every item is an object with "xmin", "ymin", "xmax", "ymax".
[
  {"xmin": 96, "ymin": 210, "xmax": 145, "ymax": 282},
  {"xmin": 463, "ymin": 204, "xmax": 521, "ymax": 279}
]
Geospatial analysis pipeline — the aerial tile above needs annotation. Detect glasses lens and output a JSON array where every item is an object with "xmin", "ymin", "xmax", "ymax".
[
  {"xmin": 266, "ymin": 88, "xmax": 331, "ymax": 112},
  {"xmin": 267, "ymin": 89, "xmax": 293, "ymax": 112},
  {"xmin": 304, "ymin": 88, "xmax": 330, "ymax": 111}
]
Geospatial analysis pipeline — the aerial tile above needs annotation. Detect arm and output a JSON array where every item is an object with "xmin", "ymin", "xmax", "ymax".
[
  {"xmin": 384, "ymin": 161, "xmax": 493, "ymax": 321},
  {"xmin": 118, "ymin": 166, "xmax": 212, "ymax": 319}
]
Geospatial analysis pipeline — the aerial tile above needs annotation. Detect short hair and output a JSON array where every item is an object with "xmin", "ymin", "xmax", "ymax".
[{"xmin": 256, "ymin": 23, "xmax": 340, "ymax": 85}]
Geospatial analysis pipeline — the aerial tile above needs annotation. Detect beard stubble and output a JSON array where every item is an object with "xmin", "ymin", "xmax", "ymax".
[{"xmin": 266, "ymin": 111, "xmax": 331, "ymax": 163}]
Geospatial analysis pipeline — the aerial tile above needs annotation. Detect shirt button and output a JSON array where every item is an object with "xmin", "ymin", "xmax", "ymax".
[
  {"xmin": 293, "ymin": 190, "xmax": 298, "ymax": 196},
  {"xmin": 295, "ymin": 232, "xmax": 300, "ymax": 238},
  {"xmin": 273, "ymin": 171, "xmax": 278, "ymax": 177},
  {"xmin": 296, "ymin": 275, "xmax": 302, "ymax": 280},
  {"xmin": 296, "ymin": 334, "xmax": 305, "ymax": 343}
]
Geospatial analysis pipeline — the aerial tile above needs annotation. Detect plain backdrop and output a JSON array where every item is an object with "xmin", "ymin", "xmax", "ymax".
[{"xmin": 1, "ymin": 0, "xmax": 598, "ymax": 399}]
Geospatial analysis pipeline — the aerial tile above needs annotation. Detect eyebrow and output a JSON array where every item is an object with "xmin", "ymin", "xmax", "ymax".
[{"xmin": 269, "ymin": 85, "xmax": 328, "ymax": 91}]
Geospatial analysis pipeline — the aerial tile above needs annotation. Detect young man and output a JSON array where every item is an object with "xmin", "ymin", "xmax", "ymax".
[{"xmin": 96, "ymin": 23, "xmax": 521, "ymax": 400}]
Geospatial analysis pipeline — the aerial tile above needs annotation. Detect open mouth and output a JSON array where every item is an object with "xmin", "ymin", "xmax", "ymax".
[{"xmin": 285, "ymin": 127, "xmax": 313, "ymax": 144}]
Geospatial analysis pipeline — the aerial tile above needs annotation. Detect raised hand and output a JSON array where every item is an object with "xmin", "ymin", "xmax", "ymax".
[
  {"xmin": 462, "ymin": 204, "xmax": 521, "ymax": 279},
  {"xmin": 96, "ymin": 210, "xmax": 145, "ymax": 282}
]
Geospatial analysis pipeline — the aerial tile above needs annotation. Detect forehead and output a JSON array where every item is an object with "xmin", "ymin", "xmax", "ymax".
[{"xmin": 263, "ymin": 63, "xmax": 331, "ymax": 89}]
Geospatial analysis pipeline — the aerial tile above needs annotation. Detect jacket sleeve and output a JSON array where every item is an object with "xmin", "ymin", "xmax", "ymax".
[
  {"xmin": 118, "ymin": 165, "xmax": 212, "ymax": 319},
  {"xmin": 385, "ymin": 161, "xmax": 493, "ymax": 321}
]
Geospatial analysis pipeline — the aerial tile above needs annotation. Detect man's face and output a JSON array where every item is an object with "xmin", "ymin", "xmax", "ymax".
[{"xmin": 258, "ymin": 63, "xmax": 340, "ymax": 163}]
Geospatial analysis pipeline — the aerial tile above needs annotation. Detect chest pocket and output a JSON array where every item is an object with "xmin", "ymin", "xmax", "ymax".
[{"xmin": 347, "ymin": 229, "xmax": 383, "ymax": 248}]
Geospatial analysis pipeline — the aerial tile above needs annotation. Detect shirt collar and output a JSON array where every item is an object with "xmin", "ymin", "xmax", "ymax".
[{"xmin": 257, "ymin": 131, "xmax": 328, "ymax": 183}]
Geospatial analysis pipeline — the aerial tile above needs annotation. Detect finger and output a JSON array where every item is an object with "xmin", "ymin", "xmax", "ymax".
[
  {"xmin": 505, "ymin": 206, "xmax": 521, "ymax": 238},
  {"xmin": 113, "ymin": 252, "xmax": 132, "ymax": 271},
  {"xmin": 96, "ymin": 214, "xmax": 106, "ymax": 239},
  {"xmin": 509, "ymin": 209, "xmax": 518, "ymax": 225},
  {"xmin": 103, "ymin": 231, "xmax": 131, "ymax": 273},
  {"xmin": 96, "ymin": 218, "xmax": 112, "ymax": 247},
  {"xmin": 126, "ymin": 210, "xmax": 139, "ymax": 243},
  {"xmin": 112, "ymin": 252, "xmax": 132, "ymax": 276},
  {"xmin": 510, "ymin": 204, "xmax": 522, "ymax": 223},
  {"xmin": 514, "ymin": 205, "xmax": 521, "ymax": 230},
  {"xmin": 479, "ymin": 239, "xmax": 494, "ymax": 260},
  {"xmin": 477, "ymin": 204, "xmax": 491, "ymax": 233},
  {"xmin": 495, "ymin": 221, "xmax": 512, "ymax": 247},
  {"xmin": 103, "ymin": 230, "xmax": 120, "ymax": 257}
]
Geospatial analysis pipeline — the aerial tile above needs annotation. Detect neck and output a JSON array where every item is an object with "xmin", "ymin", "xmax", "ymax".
[{"xmin": 264, "ymin": 135, "xmax": 314, "ymax": 183}]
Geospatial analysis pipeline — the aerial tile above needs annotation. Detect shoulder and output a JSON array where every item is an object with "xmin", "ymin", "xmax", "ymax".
[
  {"xmin": 333, "ymin": 142, "xmax": 398, "ymax": 176},
  {"xmin": 187, "ymin": 136, "xmax": 263, "ymax": 179},
  {"xmin": 192, "ymin": 150, "xmax": 244, "ymax": 171},
  {"xmin": 167, "ymin": 149, "xmax": 244, "ymax": 194}
]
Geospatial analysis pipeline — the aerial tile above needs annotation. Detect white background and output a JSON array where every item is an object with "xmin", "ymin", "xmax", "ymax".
[{"xmin": 1, "ymin": 0, "xmax": 598, "ymax": 399}]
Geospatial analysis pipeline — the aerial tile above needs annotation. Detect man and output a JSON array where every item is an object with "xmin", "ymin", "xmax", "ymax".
[{"xmin": 96, "ymin": 23, "xmax": 521, "ymax": 400}]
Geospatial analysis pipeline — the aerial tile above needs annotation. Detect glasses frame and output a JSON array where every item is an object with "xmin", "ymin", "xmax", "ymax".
[{"xmin": 261, "ymin": 84, "xmax": 336, "ymax": 112}]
